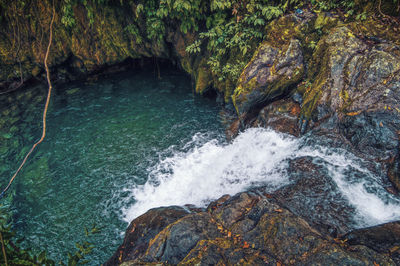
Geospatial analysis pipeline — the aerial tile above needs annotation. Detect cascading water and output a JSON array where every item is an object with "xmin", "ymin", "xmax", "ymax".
[{"xmin": 123, "ymin": 127, "xmax": 400, "ymax": 230}]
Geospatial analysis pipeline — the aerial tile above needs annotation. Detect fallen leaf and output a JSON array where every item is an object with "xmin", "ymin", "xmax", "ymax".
[
  {"xmin": 243, "ymin": 241, "xmax": 250, "ymax": 248},
  {"xmin": 274, "ymin": 209, "xmax": 283, "ymax": 213},
  {"xmin": 346, "ymin": 111, "xmax": 362, "ymax": 116}
]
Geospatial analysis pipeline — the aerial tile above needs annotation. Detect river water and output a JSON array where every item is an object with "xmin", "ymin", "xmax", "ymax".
[
  {"xmin": 1, "ymin": 69, "xmax": 400, "ymax": 264},
  {"xmin": 0, "ymin": 69, "xmax": 223, "ymax": 264}
]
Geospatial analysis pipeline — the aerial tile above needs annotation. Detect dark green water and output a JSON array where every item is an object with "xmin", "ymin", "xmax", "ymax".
[{"xmin": 0, "ymin": 69, "xmax": 223, "ymax": 264}]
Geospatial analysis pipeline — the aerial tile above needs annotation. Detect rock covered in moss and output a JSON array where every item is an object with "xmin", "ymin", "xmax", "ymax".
[
  {"xmin": 300, "ymin": 25, "xmax": 400, "ymax": 188},
  {"xmin": 230, "ymin": 12, "xmax": 400, "ymax": 190},
  {"xmin": 107, "ymin": 192, "xmax": 393, "ymax": 265},
  {"xmin": 232, "ymin": 38, "xmax": 304, "ymax": 115},
  {"xmin": 231, "ymin": 11, "xmax": 318, "ymax": 116}
]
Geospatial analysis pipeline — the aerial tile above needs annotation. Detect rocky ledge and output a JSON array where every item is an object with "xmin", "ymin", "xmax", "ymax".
[{"xmin": 106, "ymin": 191, "xmax": 398, "ymax": 265}]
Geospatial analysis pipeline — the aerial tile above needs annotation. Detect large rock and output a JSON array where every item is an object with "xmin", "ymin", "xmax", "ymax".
[
  {"xmin": 301, "ymin": 26, "xmax": 400, "ymax": 188},
  {"xmin": 232, "ymin": 38, "xmax": 304, "ymax": 115},
  {"xmin": 231, "ymin": 11, "xmax": 317, "ymax": 116},
  {"xmin": 109, "ymin": 192, "xmax": 393, "ymax": 265},
  {"xmin": 254, "ymin": 98, "xmax": 301, "ymax": 137},
  {"xmin": 231, "ymin": 17, "xmax": 400, "ymax": 190},
  {"xmin": 105, "ymin": 206, "xmax": 189, "ymax": 265}
]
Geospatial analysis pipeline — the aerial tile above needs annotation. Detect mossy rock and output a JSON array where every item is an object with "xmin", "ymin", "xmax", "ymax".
[{"xmin": 232, "ymin": 38, "xmax": 304, "ymax": 115}]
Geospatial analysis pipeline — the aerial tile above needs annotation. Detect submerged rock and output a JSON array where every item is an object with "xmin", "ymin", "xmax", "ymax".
[{"xmin": 108, "ymin": 192, "xmax": 393, "ymax": 265}]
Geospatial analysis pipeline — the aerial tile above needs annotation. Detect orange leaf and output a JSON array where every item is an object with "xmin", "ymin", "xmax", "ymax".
[
  {"xmin": 243, "ymin": 241, "xmax": 250, "ymax": 248},
  {"xmin": 346, "ymin": 111, "xmax": 362, "ymax": 116},
  {"xmin": 227, "ymin": 231, "xmax": 232, "ymax": 238},
  {"xmin": 274, "ymin": 209, "xmax": 283, "ymax": 213}
]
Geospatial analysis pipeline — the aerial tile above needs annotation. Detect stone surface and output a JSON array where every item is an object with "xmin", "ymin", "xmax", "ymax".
[
  {"xmin": 109, "ymin": 192, "xmax": 394, "ymax": 265},
  {"xmin": 232, "ymin": 38, "xmax": 304, "ymax": 115},
  {"xmin": 343, "ymin": 221, "xmax": 400, "ymax": 264},
  {"xmin": 301, "ymin": 26, "xmax": 400, "ymax": 189},
  {"xmin": 105, "ymin": 206, "xmax": 189, "ymax": 265},
  {"xmin": 271, "ymin": 156, "xmax": 358, "ymax": 236},
  {"xmin": 254, "ymin": 98, "xmax": 301, "ymax": 137}
]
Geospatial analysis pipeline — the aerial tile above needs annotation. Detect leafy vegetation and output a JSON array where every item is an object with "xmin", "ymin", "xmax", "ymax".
[{"xmin": 54, "ymin": 0, "xmax": 398, "ymax": 83}]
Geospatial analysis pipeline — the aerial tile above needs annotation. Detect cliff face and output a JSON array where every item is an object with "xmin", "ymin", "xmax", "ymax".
[{"xmin": 230, "ymin": 11, "xmax": 400, "ymax": 191}]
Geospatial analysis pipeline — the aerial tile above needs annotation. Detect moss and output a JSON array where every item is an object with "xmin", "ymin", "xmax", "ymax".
[
  {"xmin": 347, "ymin": 17, "xmax": 400, "ymax": 46},
  {"xmin": 314, "ymin": 12, "xmax": 338, "ymax": 32}
]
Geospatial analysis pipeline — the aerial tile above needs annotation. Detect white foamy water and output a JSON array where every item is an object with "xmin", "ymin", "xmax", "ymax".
[{"xmin": 123, "ymin": 128, "xmax": 400, "ymax": 228}]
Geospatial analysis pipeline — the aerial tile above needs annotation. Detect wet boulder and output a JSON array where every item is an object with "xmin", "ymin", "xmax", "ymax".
[
  {"xmin": 104, "ymin": 206, "xmax": 189, "ymax": 265},
  {"xmin": 109, "ymin": 192, "xmax": 393, "ymax": 265},
  {"xmin": 271, "ymin": 156, "xmax": 358, "ymax": 236}
]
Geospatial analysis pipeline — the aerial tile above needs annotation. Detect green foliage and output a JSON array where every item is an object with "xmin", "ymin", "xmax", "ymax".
[
  {"xmin": 61, "ymin": 0, "xmax": 76, "ymax": 28},
  {"xmin": 186, "ymin": 0, "xmax": 302, "ymax": 82},
  {"xmin": 125, "ymin": 24, "xmax": 142, "ymax": 44}
]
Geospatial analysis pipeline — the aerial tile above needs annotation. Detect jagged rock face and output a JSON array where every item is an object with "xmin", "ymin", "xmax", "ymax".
[
  {"xmin": 302, "ymin": 26, "xmax": 400, "ymax": 188},
  {"xmin": 107, "ymin": 192, "xmax": 393, "ymax": 265},
  {"xmin": 231, "ymin": 13, "xmax": 400, "ymax": 190}
]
